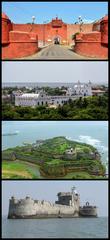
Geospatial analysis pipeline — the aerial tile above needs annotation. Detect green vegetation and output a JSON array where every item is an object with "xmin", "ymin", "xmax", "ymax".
[
  {"xmin": 2, "ymin": 137, "xmax": 106, "ymax": 179},
  {"xmin": 2, "ymin": 95, "xmax": 108, "ymax": 120},
  {"xmin": 2, "ymin": 161, "xmax": 41, "ymax": 179},
  {"xmin": 72, "ymin": 32, "xmax": 80, "ymax": 40}
]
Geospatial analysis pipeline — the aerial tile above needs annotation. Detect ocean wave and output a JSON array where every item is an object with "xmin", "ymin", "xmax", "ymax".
[
  {"xmin": 78, "ymin": 135, "xmax": 101, "ymax": 146},
  {"xmin": 66, "ymin": 135, "xmax": 108, "ymax": 153},
  {"xmin": 78, "ymin": 135, "xmax": 108, "ymax": 153}
]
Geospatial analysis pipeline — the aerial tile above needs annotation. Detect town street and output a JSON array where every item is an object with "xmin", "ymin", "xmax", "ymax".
[{"xmin": 21, "ymin": 44, "xmax": 89, "ymax": 60}]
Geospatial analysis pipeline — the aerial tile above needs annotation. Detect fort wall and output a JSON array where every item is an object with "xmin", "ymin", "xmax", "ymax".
[
  {"xmin": 13, "ymin": 23, "xmax": 93, "ymax": 45},
  {"xmin": 74, "ymin": 16, "xmax": 108, "ymax": 58},
  {"xmin": 2, "ymin": 13, "xmax": 38, "ymax": 59},
  {"xmin": 2, "ymin": 13, "xmax": 108, "ymax": 58},
  {"xmin": 8, "ymin": 196, "xmax": 79, "ymax": 218}
]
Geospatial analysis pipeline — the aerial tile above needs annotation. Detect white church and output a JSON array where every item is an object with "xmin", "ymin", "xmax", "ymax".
[{"xmin": 15, "ymin": 81, "xmax": 92, "ymax": 107}]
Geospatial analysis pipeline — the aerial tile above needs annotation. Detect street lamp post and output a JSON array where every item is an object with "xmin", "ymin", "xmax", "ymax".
[
  {"xmin": 32, "ymin": 16, "xmax": 35, "ymax": 24},
  {"xmin": 30, "ymin": 16, "xmax": 36, "ymax": 32},
  {"xmin": 78, "ymin": 16, "xmax": 83, "ymax": 32}
]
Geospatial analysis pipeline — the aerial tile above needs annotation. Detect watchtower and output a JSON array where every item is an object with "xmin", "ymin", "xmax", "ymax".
[{"xmin": 55, "ymin": 186, "xmax": 80, "ymax": 206}]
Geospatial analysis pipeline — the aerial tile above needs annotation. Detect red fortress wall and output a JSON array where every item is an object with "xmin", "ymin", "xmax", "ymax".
[
  {"xmin": 2, "ymin": 13, "xmax": 38, "ymax": 59},
  {"xmin": 74, "ymin": 15, "xmax": 108, "ymax": 58},
  {"xmin": 13, "ymin": 18, "xmax": 93, "ymax": 45},
  {"xmin": 2, "ymin": 14, "xmax": 108, "ymax": 59}
]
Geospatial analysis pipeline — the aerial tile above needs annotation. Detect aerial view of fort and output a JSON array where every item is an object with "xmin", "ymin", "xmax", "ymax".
[
  {"xmin": 2, "ymin": 136, "xmax": 106, "ymax": 179},
  {"xmin": 8, "ymin": 187, "xmax": 98, "ymax": 219}
]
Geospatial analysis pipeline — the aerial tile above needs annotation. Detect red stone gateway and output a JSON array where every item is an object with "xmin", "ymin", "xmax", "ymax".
[{"xmin": 2, "ymin": 13, "xmax": 108, "ymax": 59}]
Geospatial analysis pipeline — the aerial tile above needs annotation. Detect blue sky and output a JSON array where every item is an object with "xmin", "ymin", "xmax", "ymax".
[
  {"xmin": 2, "ymin": 181, "xmax": 108, "ymax": 216},
  {"xmin": 2, "ymin": 2, "xmax": 108, "ymax": 23}
]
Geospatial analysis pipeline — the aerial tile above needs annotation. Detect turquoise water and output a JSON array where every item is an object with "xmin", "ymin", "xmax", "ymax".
[
  {"xmin": 2, "ymin": 216, "xmax": 108, "ymax": 238},
  {"xmin": 2, "ymin": 121, "xmax": 108, "ymax": 167}
]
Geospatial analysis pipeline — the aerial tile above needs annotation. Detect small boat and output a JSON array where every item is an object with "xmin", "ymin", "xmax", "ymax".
[{"xmin": 2, "ymin": 131, "xmax": 19, "ymax": 136}]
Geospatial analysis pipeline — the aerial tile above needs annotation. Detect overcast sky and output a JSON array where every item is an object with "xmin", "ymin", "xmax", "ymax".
[
  {"xmin": 2, "ymin": 181, "xmax": 108, "ymax": 217},
  {"xmin": 2, "ymin": 61, "xmax": 108, "ymax": 85}
]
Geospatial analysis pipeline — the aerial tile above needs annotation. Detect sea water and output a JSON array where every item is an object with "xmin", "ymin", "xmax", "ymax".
[
  {"xmin": 2, "ymin": 81, "xmax": 108, "ymax": 88},
  {"xmin": 2, "ymin": 216, "xmax": 108, "ymax": 238},
  {"xmin": 2, "ymin": 121, "xmax": 108, "ymax": 168},
  {"xmin": 2, "ymin": 82, "xmax": 80, "ymax": 88}
]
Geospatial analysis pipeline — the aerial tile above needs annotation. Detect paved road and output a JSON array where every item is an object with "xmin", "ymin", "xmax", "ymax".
[{"xmin": 21, "ymin": 44, "xmax": 88, "ymax": 60}]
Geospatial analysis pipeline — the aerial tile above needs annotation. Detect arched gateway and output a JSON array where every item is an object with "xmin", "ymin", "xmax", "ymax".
[{"xmin": 53, "ymin": 36, "xmax": 61, "ymax": 44}]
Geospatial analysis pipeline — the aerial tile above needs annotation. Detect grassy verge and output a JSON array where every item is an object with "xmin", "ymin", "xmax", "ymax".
[{"xmin": 2, "ymin": 161, "xmax": 40, "ymax": 179}]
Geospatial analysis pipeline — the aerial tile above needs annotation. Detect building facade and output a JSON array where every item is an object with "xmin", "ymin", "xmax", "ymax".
[
  {"xmin": 12, "ymin": 17, "xmax": 93, "ymax": 46},
  {"xmin": 15, "ymin": 82, "xmax": 92, "ymax": 107}
]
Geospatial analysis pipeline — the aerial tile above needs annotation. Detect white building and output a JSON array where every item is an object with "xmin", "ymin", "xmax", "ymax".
[
  {"xmin": 66, "ymin": 81, "xmax": 92, "ymax": 96},
  {"xmin": 15, "ymin": 82, "xmax": 92, "ymax": 107}
]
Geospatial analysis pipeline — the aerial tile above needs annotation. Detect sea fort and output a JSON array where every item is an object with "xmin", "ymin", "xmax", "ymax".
[{"xmin": 8, "ymin": 187, "xmax": 98, "ymax": 219}]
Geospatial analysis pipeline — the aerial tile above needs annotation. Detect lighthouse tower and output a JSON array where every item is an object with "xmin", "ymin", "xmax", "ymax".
[{"xmin": 71, "ymin": 186, "xmax": 80, "ymax": 207}]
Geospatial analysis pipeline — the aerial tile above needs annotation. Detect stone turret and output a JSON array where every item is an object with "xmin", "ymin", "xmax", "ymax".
[
  {"xmin": 2, "ymin": 12, "xmax": 38, "ymax": 59},
  {"xmin": 2, "ymin": 13, "xmax": 12, "ymax": 44},
  {"xmin": 100, "ymin": 15, "xmax": 108, "ymax": 45},
  {"xmin": 74, "ymin": 15, "xmax": 108, "ymax": 58},
  {"xmin": 8, "ymin": 196, "xmax": 18, "ymax": 218},
  {"xmin": 55, "ymin": 186, "xmax": 80, "ymax": 211}
]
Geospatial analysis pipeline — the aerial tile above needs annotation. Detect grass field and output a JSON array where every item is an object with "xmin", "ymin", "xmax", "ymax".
[{"xmin": 2, "ymin": 161, "xmax": 42, "ymax": 179}]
